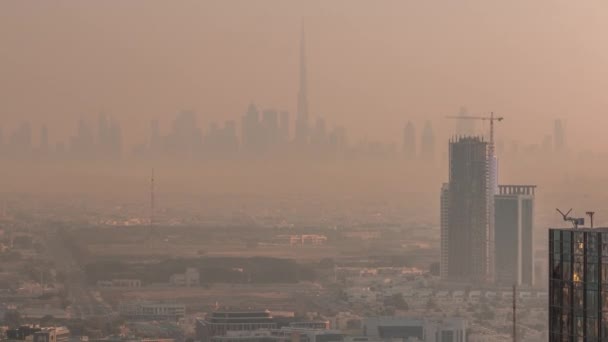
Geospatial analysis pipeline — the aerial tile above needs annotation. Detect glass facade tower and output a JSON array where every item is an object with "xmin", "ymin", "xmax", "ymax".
[{"xmin": 549, "ymin": 228, "xmax": 608, "ymax": 341}]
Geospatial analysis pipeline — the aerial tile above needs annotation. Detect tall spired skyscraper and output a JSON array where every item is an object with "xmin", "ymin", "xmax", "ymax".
[{"xmin": 295, "ymin": 24, "xmax": 309, "ymax": 145}]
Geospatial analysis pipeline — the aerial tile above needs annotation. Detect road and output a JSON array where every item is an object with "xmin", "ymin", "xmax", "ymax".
[{"xmin": 47, "ymin": 229, "xmax": 113, "ymax": 319}]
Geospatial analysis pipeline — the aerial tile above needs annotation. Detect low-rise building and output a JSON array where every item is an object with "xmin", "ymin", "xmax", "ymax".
[
  {"xmin": 209, "ymin": 328, "xmax": 342, "ymax": 342},
  {"xmin": 6, "ymin": 326, "xmax": 69, "ymax": 342},
  {"xmin": 196, "ymin": 311, "xmax": 277, "ymax": 342},
  {"xmin": 363, "ymin": 317, "xmax": 466, "ymax": 342},
  {"xmin": 97, "ymin": 279, "xmax": 141, "ymax": 288},
  {"xmin": 289, "ymin": 322, "xmax": 330, "ymax": 330},
  {"xmin": 169, "ymin": 268, "xmax": 200, "ymax": 287},
  {"xmin": 32, "ymin": 327, "xmax": 70, "ymax": 342},
  {"xmin": 118, "ymin": 302, "xmax": 185, "ymax": 321}
]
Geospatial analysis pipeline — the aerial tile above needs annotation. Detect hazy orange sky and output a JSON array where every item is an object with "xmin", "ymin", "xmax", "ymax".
[{"xmin": 1, "ymin": 0, "xmax": 607, "ymax": 150}]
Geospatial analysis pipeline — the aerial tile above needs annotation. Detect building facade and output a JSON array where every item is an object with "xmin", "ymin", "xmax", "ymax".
[
  {"xmin": 32, "ymin": 327, "xmax": 70, "ymax": 342},
  {"xmin": 170, "ymin": 268, "xmax": 200, "ymax": 287},
  {"xmin": 549, "ymin": 227, "xmax": 608, "ymax": 341},
  {"xmin": 442, "ymin": 136, "xmax": 492, "ymax": 282},
  {"xmin": 495, "ymin": 185, "xmax": 536, "ymax": 287},
  {"xmin": 440, "ymin": 183, "xmax": 450, "ymax": 280},
  {"xmin": 196, "ymin": 311, "xmax": 277, "ymax": 342},
  {"xmin": 118, "ymin": 301, "xmax": 185, "ymax": 320},
  {"xmin": 362, "ymin": 317, "xmax": 466, "ymax": 342}
]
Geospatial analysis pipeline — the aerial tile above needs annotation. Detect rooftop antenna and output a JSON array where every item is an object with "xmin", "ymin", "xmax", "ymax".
[
  {"xmin": 586, "ymin": 211, "xmax": 596, "ymax": 228},
  {"xmin": 556, "ymin": 208, "xmax": 585, "ymax": 229}
]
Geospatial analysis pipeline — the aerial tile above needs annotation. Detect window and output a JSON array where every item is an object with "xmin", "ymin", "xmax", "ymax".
[
  {"xmin": 589, "ymin": 233, "xmax": 599, "ymax": 256},
  {"xmin": 589, "ymin": 263, "xmax": 599, "ymax": 285},
  {"xmin": 587, "ymin": 317, "xmax": 599, "ymax": 340},
  {"xmin": 602, "ymin": 264, "xmax": 608, "ymax": 286},
  {"xmin": 575, "ymin": 232, "xmax": 585, "ymax": 255},
  {"xmin": 551, "ymin": 307, "xmax": 562, "ymax": 333},
  {"xmin": 574, "ymin": 286, "xmax": 584, "ymax": 313},
  {"xmin": 552, "ymin": 281, "xmax": 562, "ymax": 306},
  {"xmin": 563, "ymin": 314, "xmax": 572, "ymax": 337},
  {"xmin": 602, "ymin": 233, "xmax": 608, "ymax": 256},
  {"xmin": 602, "ymin": 290, "xmax": 608, "ymax": 312},
  {"xmin": 588, "ymin": 289, "xmax": 599, "ymax": 316},
  {"xmin": 564, "ymin": 261, "xmax": 572, "ymax": 281},
  {"xmin": 552, "ymin": 254, "xmax": 562, "ymax": 280},
  {"xmin": 574, "ymin": 262, "xmax": 583, "ymax": 283},
  {"xmin": 575, "ymin": 315, "xmax": 584, "ymax": 337},
  {"xmin": 602, "ymin": 312, "xmax": 608, "ymax": 338},
  {"xmin": 563, "ymin": 283, "xmax": 572, "ymax": 310}
]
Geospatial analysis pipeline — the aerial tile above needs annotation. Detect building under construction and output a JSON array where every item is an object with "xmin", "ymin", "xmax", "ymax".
[{"xmin": 441, "ymin": 136, "xmax": 494, "ymax": 282}]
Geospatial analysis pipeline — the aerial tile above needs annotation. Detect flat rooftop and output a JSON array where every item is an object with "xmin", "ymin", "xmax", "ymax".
[{"xmin": 549, "ymin": 227, "xmax": 608, "ymax": 232}]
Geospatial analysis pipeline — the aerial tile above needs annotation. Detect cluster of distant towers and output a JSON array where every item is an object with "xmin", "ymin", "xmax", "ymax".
[{"xmin": 0, "ymin": 26, "xmax": 567, "ymax": 163}]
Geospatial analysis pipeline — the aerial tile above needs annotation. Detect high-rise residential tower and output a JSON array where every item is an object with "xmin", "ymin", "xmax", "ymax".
[
  {"xmin": 442, "ymin": 136, "xmax": 492, "ymax": 282},
  {"xmin": 495, "ymin": 185, "xmax": 536, "ymax": 287}
]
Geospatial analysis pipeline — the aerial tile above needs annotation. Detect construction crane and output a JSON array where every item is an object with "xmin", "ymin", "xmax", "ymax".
[{"xmin": 446, "ymin": 112, "xmax": 504, "ymax": 148}]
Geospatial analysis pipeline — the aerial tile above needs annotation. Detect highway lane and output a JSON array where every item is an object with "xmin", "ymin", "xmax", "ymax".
[{"xmin": 47, "ymin": 229, "xmax": 112, "ymax": 319}]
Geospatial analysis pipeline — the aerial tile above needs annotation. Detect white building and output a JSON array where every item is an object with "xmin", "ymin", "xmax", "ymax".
[
  {"xmin": 97, "ymin": 279, "xmax": 141, "ymax": 288},
  {"xmin": 119, "ymin": 301, "xmax": 186, "ymax": 320},
  {"xmin": 170, "ymin": 268, "xmax": 200, "ymax": 287}
]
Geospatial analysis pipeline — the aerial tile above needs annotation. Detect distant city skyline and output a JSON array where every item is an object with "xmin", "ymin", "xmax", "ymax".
[{"xmin": 0, "ymin": 2, "xmax": 603, "ymax": 151}]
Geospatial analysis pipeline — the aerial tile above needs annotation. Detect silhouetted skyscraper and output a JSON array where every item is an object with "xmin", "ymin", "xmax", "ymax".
[
  {"xmin": 442, "ymin": 136, "xmax": 492, "ymax": 282},
  {"xmin": 169, "ymin": 110, "xmax": 201, "ymax": 159},
  {"xmin": 71, "ymin": 118, "xmax": 94, "ymax": 160},
  {"xmin": 455, "ymin": 106, "xmax": 475, "ymax": 136},
  {"xmin": 295, "ymin": 24, "xmax": 309, "ymax": 145},
  {"xmin": 10, "ymin": 122, "xmax": 33, "ymax": 158},
  {"xmin": 420, "ymin": 121, "xmax": 435, "ymax": 163},
  {"xmin": 495, "ymin": 185, "xmax": 536, "ymax": 287},
  {"xmin": 542, "ymin": 134, "xmax": 553, "ymax": 154},
  {"xmin": 311, "ymin": 117, "xmax": 327, "ymax": 148},
  {"xmin": 40, "ymin": 124, "xmax": 49, "ymax": 155},
  {"xmin": 328, "ymin": 126, "xmax": 347, "ymax": 154},
  {"xmin": 554, "ymin": 119, "xmax": 565, "ymax": 152},
  {"xmin": 150, "ymin": 119, "xmax": 161, "ymax": 156},
  {"xmin": 279, "ymin": 111, "xmax": 289, "ymax": 143},
  {"xmin": 109, "ymin": 120, "xmax": 123, "ymax": 159},
  {"xmin": 262, "ymin": 109, "xmax": 279, "ymax": 149},
  {"xmin": 403, "ymin": 121, "xmax": 416, "ymax": 159},
  {"xmin": 242, "ymin": 103, "xmax": 261, "ymax": 154}
]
